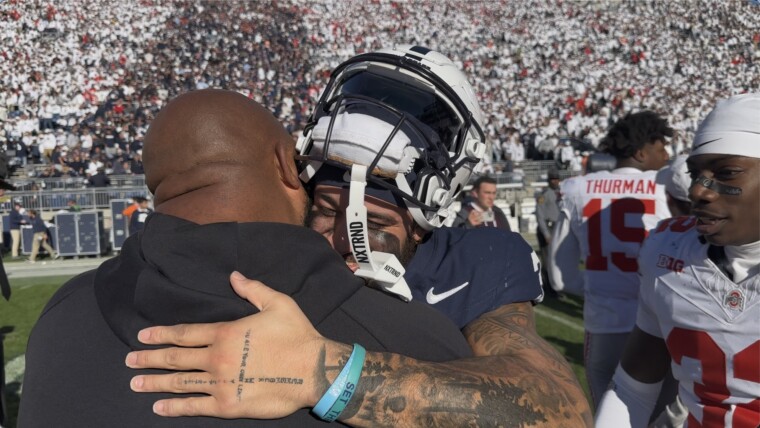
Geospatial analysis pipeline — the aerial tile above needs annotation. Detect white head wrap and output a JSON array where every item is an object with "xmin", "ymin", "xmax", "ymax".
[{"xmin": 691, "ymin": 93, "xmax": 760, "ymax": 159}]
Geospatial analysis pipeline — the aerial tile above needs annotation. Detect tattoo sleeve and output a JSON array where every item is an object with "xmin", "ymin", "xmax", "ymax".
[{"xmin": 322, "ymin": 303, "xmax": 592, "ymax": 428}]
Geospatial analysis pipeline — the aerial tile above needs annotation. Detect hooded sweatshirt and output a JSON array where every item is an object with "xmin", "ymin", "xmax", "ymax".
[{"xmin": 20, "ymin": 213, "xmax": 471, "ymax": 427}]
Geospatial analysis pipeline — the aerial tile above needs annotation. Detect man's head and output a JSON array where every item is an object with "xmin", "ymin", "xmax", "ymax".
[
  {"xmin": 656, "ymin": 155, "xmax": 691, "ymax": 217},
  {"xmin": 599, "ymin": 111, "xmax": 672, "ymax": 171},
  {"xmin": 688, "ymin": 93, "xmax": 760, "ymax": 246},
  {"xmin": 471, "ymin": 176, "xmax": 498, "ymax": 210},
  {"xmin": 547, "ymin": 169, "xmax": 561, "ymax": 190},
  {"xmin": 133, "ymin": 196, "xmax": 149, "ymax": 209},
  {"xmin": 143, "ymin": 89, "xmax": 307, "ymax": 226}
]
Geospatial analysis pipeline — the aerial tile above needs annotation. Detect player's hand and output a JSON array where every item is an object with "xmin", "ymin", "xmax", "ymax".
[
  {"xmin": 467, "ymin": 209, "xmax": 483, "ymax": 226},
  {"xmin": 125, "ymin": 271, "xmax": 333, "ymax": 419}
]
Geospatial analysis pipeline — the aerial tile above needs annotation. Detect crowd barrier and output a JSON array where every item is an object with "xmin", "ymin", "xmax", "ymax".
[
  {"xmin": 9, "ymin": 174, "xmax": 147, "ymax": 191},
  {"xmin": 0, "ymin": 186, "xmax": 149, "ymax": 214}
]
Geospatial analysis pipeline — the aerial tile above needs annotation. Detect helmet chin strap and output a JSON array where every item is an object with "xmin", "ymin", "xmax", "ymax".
[{"xmin": 346, "ymin": 164, "xmax": 413, "ymax": 302}]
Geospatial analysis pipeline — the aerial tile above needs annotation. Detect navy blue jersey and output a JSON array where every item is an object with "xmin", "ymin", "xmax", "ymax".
[{"xmin": 406, "ymin": 227, "xmax": 544, "ymax": 328}]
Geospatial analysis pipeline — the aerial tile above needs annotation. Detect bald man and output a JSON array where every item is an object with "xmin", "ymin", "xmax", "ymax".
[{"xmin": 18, "ymin": 90, "xmax": 471, "ymax": 427}]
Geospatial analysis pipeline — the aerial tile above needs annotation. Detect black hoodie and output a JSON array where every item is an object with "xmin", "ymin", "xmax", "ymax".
[{"xmin": 19, "ymin": 213, "xmax": 471, "ymax": 427}]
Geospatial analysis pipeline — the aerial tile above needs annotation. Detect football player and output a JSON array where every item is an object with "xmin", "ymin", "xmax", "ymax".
[
  {"xmin": 125, "ymin": 46, "xmax": 592, "ymax": 426},
  {"xmin": 655, "ymin": 154, "xmax": 692, "ymax": 218},
  {"xmin": 548, "ymin": 111, "xmax": 673, "ymax": 408},
  {"xmin": 596, "ymin": 93, "xmax": 760, "ymax": 427}
]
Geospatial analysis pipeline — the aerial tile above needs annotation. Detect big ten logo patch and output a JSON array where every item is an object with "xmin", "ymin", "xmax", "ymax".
[{"xmin": 657, "ymin": 254, "xmax": 684, "ymax": 273}]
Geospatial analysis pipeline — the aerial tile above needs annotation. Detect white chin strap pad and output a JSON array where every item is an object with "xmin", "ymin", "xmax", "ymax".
[{"xmin": 346, "ymin": 164, "xmax": 413, "ymax": 302}]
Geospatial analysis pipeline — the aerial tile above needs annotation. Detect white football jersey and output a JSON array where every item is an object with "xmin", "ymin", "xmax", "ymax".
[
  {"xmin": 638, "ymin": 218, "xmax": 760, "ymax": 428},
  {"xmin": 558, "ymin": 167, "xmax": 670, "ymax": 333}
]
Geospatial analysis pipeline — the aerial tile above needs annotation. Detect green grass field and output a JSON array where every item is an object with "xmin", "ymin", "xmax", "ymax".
[
  {"xmin": 535, "ymin": 293, "xmax": 590, "ymax": 399},
  {"xmin": 0, "ymin": 276, "xmax": 589, "ymax": 427}
]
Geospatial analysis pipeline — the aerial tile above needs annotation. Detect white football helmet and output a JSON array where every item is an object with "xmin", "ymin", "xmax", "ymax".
[{"xmin": 296, "ymin": 45, "xmax": 487, "ymax": 231}]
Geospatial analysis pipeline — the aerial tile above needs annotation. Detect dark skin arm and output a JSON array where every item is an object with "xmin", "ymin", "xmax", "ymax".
[
  {"xmin": 127, "ymin": 273, "xmax": 592, "ymax": 427},
  {"xmin": 619, "ymin": 327, "xmax": 671, "ymax": 383}
]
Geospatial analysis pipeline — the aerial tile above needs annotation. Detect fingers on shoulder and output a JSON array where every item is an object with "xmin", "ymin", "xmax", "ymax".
[{"xmin": 154, "ymin": 397, "xmax": 221, "ymax": 418}]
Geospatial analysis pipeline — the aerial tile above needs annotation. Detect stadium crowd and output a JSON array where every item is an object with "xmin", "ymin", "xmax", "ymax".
[{"xmin": 0, "ymin": 0, "xmax": 758, "ymax": 181}]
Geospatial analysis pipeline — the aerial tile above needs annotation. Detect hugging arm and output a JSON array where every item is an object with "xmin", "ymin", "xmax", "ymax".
[{"xmin": 127, "ymin": 273, "xmax": 591, "ymax": 427}]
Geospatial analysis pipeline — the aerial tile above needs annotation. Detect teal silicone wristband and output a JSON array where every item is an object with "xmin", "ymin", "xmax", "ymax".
[
  {"xmin": 312, "ymin": 344, "xmax": 361, "ymax": 420},
  {"xmin": 321, "ymin": 344, "xmax": 365, "ymax": 422}
]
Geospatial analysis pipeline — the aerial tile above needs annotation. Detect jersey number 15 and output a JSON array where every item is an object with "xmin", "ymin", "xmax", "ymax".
[{"xmin": 583, "ymin": 198, "xmax": 655, "ymax": 272}]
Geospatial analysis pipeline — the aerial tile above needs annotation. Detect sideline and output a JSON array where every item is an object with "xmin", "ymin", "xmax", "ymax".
[
  {"xmin": 4, "ymin": 355, "xmax": 24, "ymax": 386},
  {"xmin": 534, "ymin": 306, "xmax": 584, "ymax": 333}
]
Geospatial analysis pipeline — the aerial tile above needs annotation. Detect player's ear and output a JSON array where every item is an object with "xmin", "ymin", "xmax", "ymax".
[
  {"xmin": 632, "ymin": 147, "xmax": 646, "ymax": 165},
  {"xmin": 275, "ymin": 142, "xmax": 301, "ymax": 190},
  {"xmin": 411, "ymin": 224, "xmax": 426, "ymax": 245}
]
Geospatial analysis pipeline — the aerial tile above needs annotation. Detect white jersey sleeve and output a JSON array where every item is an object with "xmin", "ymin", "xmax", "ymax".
[{"xmin": 548, "ymin": 210, "xmax": 584, "ymax": 295}]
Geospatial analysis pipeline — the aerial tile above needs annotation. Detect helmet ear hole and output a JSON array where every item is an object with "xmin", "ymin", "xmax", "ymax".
[
  {"xmin": 465, "ymin": 138, "xmax": 486, "ymax": 159},
  {"xmin": 416, "ymin": 172, "xmax": 446, "ymax": 207}
]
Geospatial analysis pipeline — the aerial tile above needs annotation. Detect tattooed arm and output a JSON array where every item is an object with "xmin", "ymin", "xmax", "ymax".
[
  {"xmin": 335, "ymin": 303, "xmax": 592, "ymax": 427},
  {"xmin": 128, "ymin": 273, "xmax": 591, "ymax": 427}
]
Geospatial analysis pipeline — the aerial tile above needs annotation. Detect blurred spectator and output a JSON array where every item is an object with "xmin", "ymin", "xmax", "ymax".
[
  {"xmin": 9, "ymin": 201, "xmax": 27, "ymax": 259},
  {"xmin": 535, "ymin": 169, "xmax": 561, "ymax": 294},
  {"xmin": 453, "ymin": 176, "xmax": 511, "ymax": 231},
  {"xmin": 66, "ymin": 199, "xmax": 81, "ymax": 212},
  {"xmin": 27, "ymin": 209, "xmax": 58, "ymax": 263},
  {"xmin": 87, "ymin": 168, "xmax": 110, "ymax": 187},
  {"xmin": 128, "ymin": 196, "xmax": 152, "ymax": 235}
]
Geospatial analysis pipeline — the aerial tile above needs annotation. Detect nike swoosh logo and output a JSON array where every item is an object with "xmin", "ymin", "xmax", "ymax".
[
  {"xmin": 426, "ymin": 282, "xmax": 470, "ymax": 304},
  {"xmin": 694, "ymin": 138, "xmax": 721, "ymax": 149}
]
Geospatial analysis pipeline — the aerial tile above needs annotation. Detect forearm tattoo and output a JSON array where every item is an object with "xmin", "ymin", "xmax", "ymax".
[{"xmin": 327, "ymin": 304, "xmax": 591, "ymax": 427}]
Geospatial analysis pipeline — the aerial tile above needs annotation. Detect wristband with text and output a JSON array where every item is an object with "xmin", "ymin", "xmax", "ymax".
[{"xmin": 312, "ymin": 343, "xmax": 366, "ymax": 422}]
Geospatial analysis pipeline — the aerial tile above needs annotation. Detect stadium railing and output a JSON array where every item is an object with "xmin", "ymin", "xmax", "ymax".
[
  {"xmin": 0, "ymin": 160, "xmax": 574, "ymax": 216},
  {"xmin": 488, "ymin": 160, "xmax": 578, "ymax": 183},
  {"xmin": 10, "ymin": 175, "xmax": 146, "ymax": 191},
  {"xmin": 0, "ymin": 186, "xmax": 149, "ymax": 214}
]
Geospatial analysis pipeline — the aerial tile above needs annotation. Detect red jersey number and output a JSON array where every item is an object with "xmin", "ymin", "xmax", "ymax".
[
  {"xmin": 667, "ymin": 327, "xmax": 760, "ymax": 428},
  {"xmin": 583, "ymin": 198, "xmax": 655, "ymax": 272}
]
